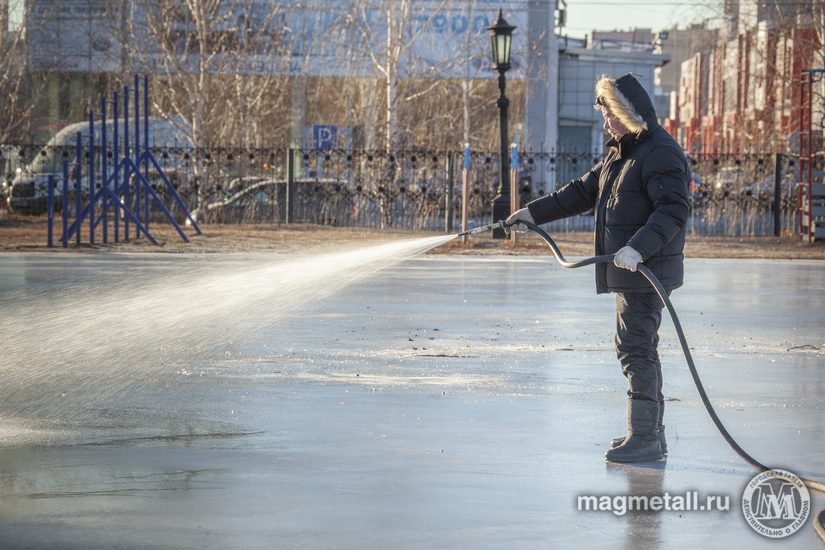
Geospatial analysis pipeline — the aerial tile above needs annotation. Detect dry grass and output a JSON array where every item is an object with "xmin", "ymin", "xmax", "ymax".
[
  {"xmin": 433, "ymin": 231, "xmax": 825, "ymax": 259},
  {"xmin": 1, "ymin": 211, "xmax": 824, "ymax": 259}
]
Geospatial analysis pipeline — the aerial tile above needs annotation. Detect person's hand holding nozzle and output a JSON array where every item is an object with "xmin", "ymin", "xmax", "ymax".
[
  {"xmin": 504, "ymin": 208, "xmax": 534, "ymax": 234},
  {"xmin": 613, "ymin": 245, "xmax": 642, "ymax": 272}
]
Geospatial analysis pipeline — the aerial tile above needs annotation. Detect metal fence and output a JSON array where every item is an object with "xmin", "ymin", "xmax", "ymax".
[
  {"xmin": 686, "ymin": 153, "xmax": 806, "ymax": 237},
  {"xmin": 2, "ymin": 143, "xmax": 813, "ymax": 237}
]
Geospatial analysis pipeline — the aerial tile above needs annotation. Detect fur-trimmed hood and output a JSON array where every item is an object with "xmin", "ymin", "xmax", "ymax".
[{"xmin": 594, "ymin": 74, "xmax": 658, "ymax": 136}]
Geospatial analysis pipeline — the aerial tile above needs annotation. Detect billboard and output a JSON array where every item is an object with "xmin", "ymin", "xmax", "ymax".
[
  {"xmin": 28, "ymin": 0, "xmax": 527, "ymax": 80},
  {"xmin": 27, "ymin": 0, "xmax": 123, "ymax": 73}
]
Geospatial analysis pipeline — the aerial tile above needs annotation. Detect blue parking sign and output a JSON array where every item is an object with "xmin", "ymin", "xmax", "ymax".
[{"xmin": 312, "ymin": 124, "xmax": 338, "ymax": 150}]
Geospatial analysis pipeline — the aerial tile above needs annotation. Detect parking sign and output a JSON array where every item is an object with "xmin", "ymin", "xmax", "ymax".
[{"xmin": 312, "ymin": 124, "xmax": 338, "ymax": 150}]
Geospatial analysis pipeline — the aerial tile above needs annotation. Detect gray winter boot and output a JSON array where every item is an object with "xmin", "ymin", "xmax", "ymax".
[
  {"xmin": 605, "ymin": 399, "xmax": 664, "ymax": 463},
  {"xmin": 610, "ymin": 401, "xmax": 667, "ymax": 454}
]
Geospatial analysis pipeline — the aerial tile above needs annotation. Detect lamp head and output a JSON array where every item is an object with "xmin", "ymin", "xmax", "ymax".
[{"xmin": 487, "ymin": 8, "xmax": 516, "ymax": 71}]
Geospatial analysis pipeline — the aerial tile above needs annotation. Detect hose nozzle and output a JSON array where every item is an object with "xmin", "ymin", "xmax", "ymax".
[{"xmin": 457, "ymin": 220, "xmax": 509, "ymax": 237}]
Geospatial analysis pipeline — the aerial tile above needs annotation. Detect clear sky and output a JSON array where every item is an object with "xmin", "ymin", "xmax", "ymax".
[{"xmin": 561, "ymin": 0, "xmax": 723, "ymax": 38}]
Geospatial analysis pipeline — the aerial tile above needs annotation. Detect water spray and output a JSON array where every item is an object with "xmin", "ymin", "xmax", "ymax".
[{"xmin": 459, "ymin": 219, "xmax": 825, "ymax": 542}]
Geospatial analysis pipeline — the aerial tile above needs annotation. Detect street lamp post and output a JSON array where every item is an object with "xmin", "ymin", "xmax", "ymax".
[{"xmin": 487, "ymin": 8, "xmax": 515, "ymax": 239}]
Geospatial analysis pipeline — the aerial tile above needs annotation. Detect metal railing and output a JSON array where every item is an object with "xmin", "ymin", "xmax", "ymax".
[{"xmin": 3, "ymin": 144, "xmax": 812, "ymax": 237}]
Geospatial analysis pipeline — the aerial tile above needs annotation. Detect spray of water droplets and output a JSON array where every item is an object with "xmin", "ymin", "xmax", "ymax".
[{"xmin": 0, "ymin": 234, "xmax": 456, "ymax": 440}]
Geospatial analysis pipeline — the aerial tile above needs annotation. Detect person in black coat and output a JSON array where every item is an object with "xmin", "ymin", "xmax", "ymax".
[{"xmin": 506, "ymin": 73, "xmax": 690, "ymax": 463}]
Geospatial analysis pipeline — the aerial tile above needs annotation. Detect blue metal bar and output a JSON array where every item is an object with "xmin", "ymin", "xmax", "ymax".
[
  {"xmin": 62, "ymin": 162, "xmax": 69, "ymax": 248},
  {"xmin": 64, "ymin": 197, "xmax": 93, "ymax": 242},
  {"xmin": 123, "ymin": 86, "xmax": 130, "ymax": 240},
  {"xmin": 75, "ymin": 132, "xmax": 82, "ymax": 246},
  {"xmin": 47, "ymin": 175, "xmax": 54, "ymax": 247},
  {"xmin": 145, "ymin": 152, "xmax": 201, "ymax": 235},
  {"xmin": 77, "ymin": 158, "xmax": 158, "ymax": 246},
  {"xmin": 88, "ymin": 110, "xmax": 95, "ymax": 244},
  {"xmin": 134, "ymin": 76, "xmax": 141, "ymax": 238},
  {"xmin": 66, "ymin": 148, "xmax": 131, "ymax": 241},
  {"xmin": 101, "ymin": 184, "xmax": 157, "ymax": 245},
  {"xmin": 125, "ymin": 156, "xmax": 188, "ymax": 243},
  {"xmin": 113, "ymin": 91, "xmax": 119, "ymax": 243},
  {"xmin": 143, "ymin": 75, "xmax": 150, "ymax": 235},
  {"xmin": 68, "ymin": 158, "xmax": 157, "ymax": 246},
  {"xmin": 101, "ymin": 97, "xmax": 108, "ymax": 244}
]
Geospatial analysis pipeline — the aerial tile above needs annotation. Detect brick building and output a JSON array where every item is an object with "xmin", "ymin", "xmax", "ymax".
[{"xmin": 678, "ymin": 7, "xmax": 822, "ymax": 154}]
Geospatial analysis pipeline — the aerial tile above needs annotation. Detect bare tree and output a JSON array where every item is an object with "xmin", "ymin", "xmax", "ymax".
[
  {"xmin": 337, "ymin": 0, "xmax": 500, "ymax": 226},
  {"xmin": 347, "ymin": 0, "xmax": 498, "ymax": 151},
  {"xmin": 0, "ymin": 0, "xmax": 38, "ymax": 143},
  {"xmin": 130, "ymin": 0, "xmax": 290, "ymax": 218}
]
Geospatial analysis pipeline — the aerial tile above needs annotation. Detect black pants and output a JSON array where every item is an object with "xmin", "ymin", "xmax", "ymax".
[{"xmin": 615, "ymin": 292, "xmax": 668, "ymax": 403}]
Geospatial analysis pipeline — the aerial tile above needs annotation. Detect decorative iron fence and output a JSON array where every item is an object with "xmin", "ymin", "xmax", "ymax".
[
  {"xmin": 2, "ymin": 143, "xmax": 814, "ymax": 237},
  {"xmin": 686, "ymin": 153, "xmax": 808, "ymax": 237}
]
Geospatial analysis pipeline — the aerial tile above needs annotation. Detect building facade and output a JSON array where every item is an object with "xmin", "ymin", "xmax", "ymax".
[{"xmin": 678, "ymin": 6, "xmax": 823, "ymax": 154}]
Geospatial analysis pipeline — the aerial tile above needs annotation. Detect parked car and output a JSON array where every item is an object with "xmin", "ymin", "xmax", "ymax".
[
  {"xmin": 741, "ymin": 176, "xmax": 771, "ymax": 199},
  {"xmin": 188, "ymin": 176, "xmax": 348, "ymax": 224},
  {"xmin": 688, "ymin": 171, "xmax": 706, "ymax": 206},
  {"xmin": 7, "ymin": 117, "xmax": 191, "ymax": 215},
  {"xmin": 711, "ymin": 167, "xmax": 752, "ymax": 199},
  {"xmin": 741, "ymin": 171, "xmax": 799, "ymax": 200}
]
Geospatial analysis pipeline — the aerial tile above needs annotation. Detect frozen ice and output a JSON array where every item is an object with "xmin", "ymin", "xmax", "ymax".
[{"xmin": 0, "ymin": 246, "xmax": 822, "ymax": 549}]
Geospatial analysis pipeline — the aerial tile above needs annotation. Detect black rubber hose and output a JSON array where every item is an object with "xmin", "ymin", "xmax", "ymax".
[{"xmin": 515, "ymin": 220, "xmax": 825, "ymax": 542}]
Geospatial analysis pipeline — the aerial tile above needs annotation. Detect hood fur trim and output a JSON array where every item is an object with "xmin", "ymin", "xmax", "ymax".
[{"xmin": 594, "ymin": 75, "xmax": 648, "ymax": 135}]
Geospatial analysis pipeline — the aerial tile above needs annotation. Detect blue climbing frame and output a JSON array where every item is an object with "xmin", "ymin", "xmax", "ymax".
[{"xmin": 47, "ymin": 75, "xmax": 201, "ymax": 247}]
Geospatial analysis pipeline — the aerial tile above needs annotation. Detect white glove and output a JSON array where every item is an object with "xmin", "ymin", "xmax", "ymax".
[
  {"xmin": 614, "ymin": 246, "xmax": 642, "ymax": 272},
  {"xmin": 504, "ymin": 208, "xmax": 534, "ymax": 234}
]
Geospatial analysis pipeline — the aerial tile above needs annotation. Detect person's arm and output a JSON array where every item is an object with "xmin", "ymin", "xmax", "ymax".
[
  {"xmin": 525, "ymin": 161, "xmax": 603, "ymax": 225},
  {"xmin": 625, "ymin": 146, "xmax": 690, "ymax": 260}
]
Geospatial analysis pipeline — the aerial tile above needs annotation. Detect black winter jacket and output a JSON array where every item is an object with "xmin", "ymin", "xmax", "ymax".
[{"xmin": 526, "ymin": 125, "xmax": 690, "ymax": 294}]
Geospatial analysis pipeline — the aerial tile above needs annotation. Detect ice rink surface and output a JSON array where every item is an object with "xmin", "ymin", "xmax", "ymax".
[{"xmin": 0, "ymin": 244, "xmax": 823, "ymax": 549}]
